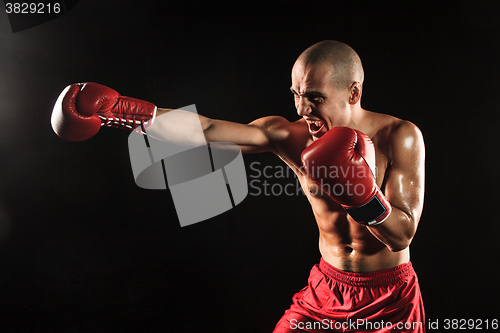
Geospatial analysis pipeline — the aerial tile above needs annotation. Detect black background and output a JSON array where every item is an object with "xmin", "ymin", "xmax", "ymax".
[{"xmin": 0, "ymin": 0, "xmax": 499, "ymax": 332}]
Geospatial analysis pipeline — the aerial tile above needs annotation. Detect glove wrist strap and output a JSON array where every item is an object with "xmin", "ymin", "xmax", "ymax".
[{"xmin": 344, "ymin": 191, "xmax": 391, "ymax": 226}]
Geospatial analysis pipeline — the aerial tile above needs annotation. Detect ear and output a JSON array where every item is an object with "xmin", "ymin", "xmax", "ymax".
[{"xmin": 348, "ymin": 82, "xmax": 362, "ymax": 104}]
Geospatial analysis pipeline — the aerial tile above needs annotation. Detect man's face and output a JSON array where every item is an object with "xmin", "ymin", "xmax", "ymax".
[{"xmin": 291, "ymin": 61, "xmax": 350, "ymax": 139}]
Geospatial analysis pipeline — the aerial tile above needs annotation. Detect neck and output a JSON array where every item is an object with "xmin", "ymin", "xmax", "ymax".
[{"xmin": 341, "ymin": 104, "xmax": 364, "ymax": 129}]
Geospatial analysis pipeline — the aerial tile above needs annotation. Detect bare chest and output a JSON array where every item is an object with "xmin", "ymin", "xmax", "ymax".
[{"xmin": 279, "ymin": 146, "xmax": 389, "ymax": 198}]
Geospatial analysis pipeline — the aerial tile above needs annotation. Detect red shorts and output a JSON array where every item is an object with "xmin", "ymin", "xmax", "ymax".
[{"xmin": 273, "ymin": 258, "xmax": 425, "ymax": 333}]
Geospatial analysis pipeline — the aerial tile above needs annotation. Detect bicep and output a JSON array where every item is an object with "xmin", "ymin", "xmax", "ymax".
[{"xmin": 384, "ymin": 122, "xmax": 425, "ymax": 224}]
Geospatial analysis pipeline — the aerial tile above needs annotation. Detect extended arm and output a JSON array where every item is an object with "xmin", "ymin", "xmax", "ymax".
[
  {"xmin": 51, "ymin": 82, "xmax": 290, "ymax": 155},
  {"xmin": 147, "ymin": 108, "xmax": 290, "ymax": 154}
]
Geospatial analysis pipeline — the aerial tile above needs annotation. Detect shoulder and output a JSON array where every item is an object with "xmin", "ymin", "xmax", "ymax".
[
  {"xmin": 390, "ymin": 119, "xmax": 424, "ymax": 151},
  {"xmin": 388, "ymin": 117, "xmax": 423, "ymax": 144},
  {"xmin": 366, "ymin": 111, "xmax": 423, "ymax": 149},
  {"xmin": 363, "ymin": 110, "xmax": 424, "ymax": 166},
  {"xmin": 383, "ymin": 117, "xmax": 425, "ymax": 168}
]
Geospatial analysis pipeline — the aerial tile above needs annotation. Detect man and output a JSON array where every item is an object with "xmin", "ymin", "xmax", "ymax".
[{"xmin": 51, "ymin": 41, "xmax": 425, "ymax": 332}]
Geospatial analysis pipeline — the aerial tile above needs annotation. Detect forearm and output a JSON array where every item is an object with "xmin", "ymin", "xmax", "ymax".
[
  {"xmin": 366, "ymin": 206, "xmax": 417, "ymax": 252},
  {"xmin": 147, "ymin": 108, "xmax": 276, "ymax": 152},
  {"xmin": 145, "ymin": 107, "xmax": 209, "ymax": 146}
]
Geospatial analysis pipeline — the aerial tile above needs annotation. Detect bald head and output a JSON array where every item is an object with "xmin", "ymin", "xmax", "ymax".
[{"xmin": 297, "ymin": 41, "xmax": 364, "ymax": 90}]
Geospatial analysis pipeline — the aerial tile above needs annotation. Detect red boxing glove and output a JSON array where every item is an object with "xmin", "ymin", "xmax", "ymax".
[
  {"xmin": 301, "ymin": 127, "xmax": 391, "ymax": 225},
  {"xmin": 51, "ymin": 82, "xmax": 157, "ymax": 142}
]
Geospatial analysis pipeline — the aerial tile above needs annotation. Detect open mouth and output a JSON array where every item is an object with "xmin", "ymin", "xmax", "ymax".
[{"xmin": 306, "ymin": 119, "xmax": 325, "ymax": 136}]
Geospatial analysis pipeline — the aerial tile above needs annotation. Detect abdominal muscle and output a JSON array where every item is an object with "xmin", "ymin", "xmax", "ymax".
[
  {"xmin": 300, "ymin": 175, "xmax": 410, "ymax": 273},
  {"xmin": 317, "ymin": 218, "xmax": 410, "ymax": 273}
]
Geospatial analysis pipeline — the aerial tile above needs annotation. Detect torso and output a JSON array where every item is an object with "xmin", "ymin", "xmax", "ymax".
[{"xmin": 272, "ymin": 111, "xmax": 409, "ymax": 273}]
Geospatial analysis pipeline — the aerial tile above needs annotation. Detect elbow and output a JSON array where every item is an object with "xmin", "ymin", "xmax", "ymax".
[
  {"xmin": 386, "ymin": 235, "xmax": 413, "ymax": 252},
  {"xmin": 201, "ymin": 116, "xmax": 213, "ymax": 132},
  {"xmin": 387, "ymin": 243, "xmax": 409, "ymax": 253},
  {"xmin": 387, "ymin": 212, "xmax": 419, "ymax": 252}
]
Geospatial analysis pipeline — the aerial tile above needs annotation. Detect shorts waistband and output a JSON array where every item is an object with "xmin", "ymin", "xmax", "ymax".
[{"xmin": 318, "ymin": 258, "xmax": 415, "ymax": 287}]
